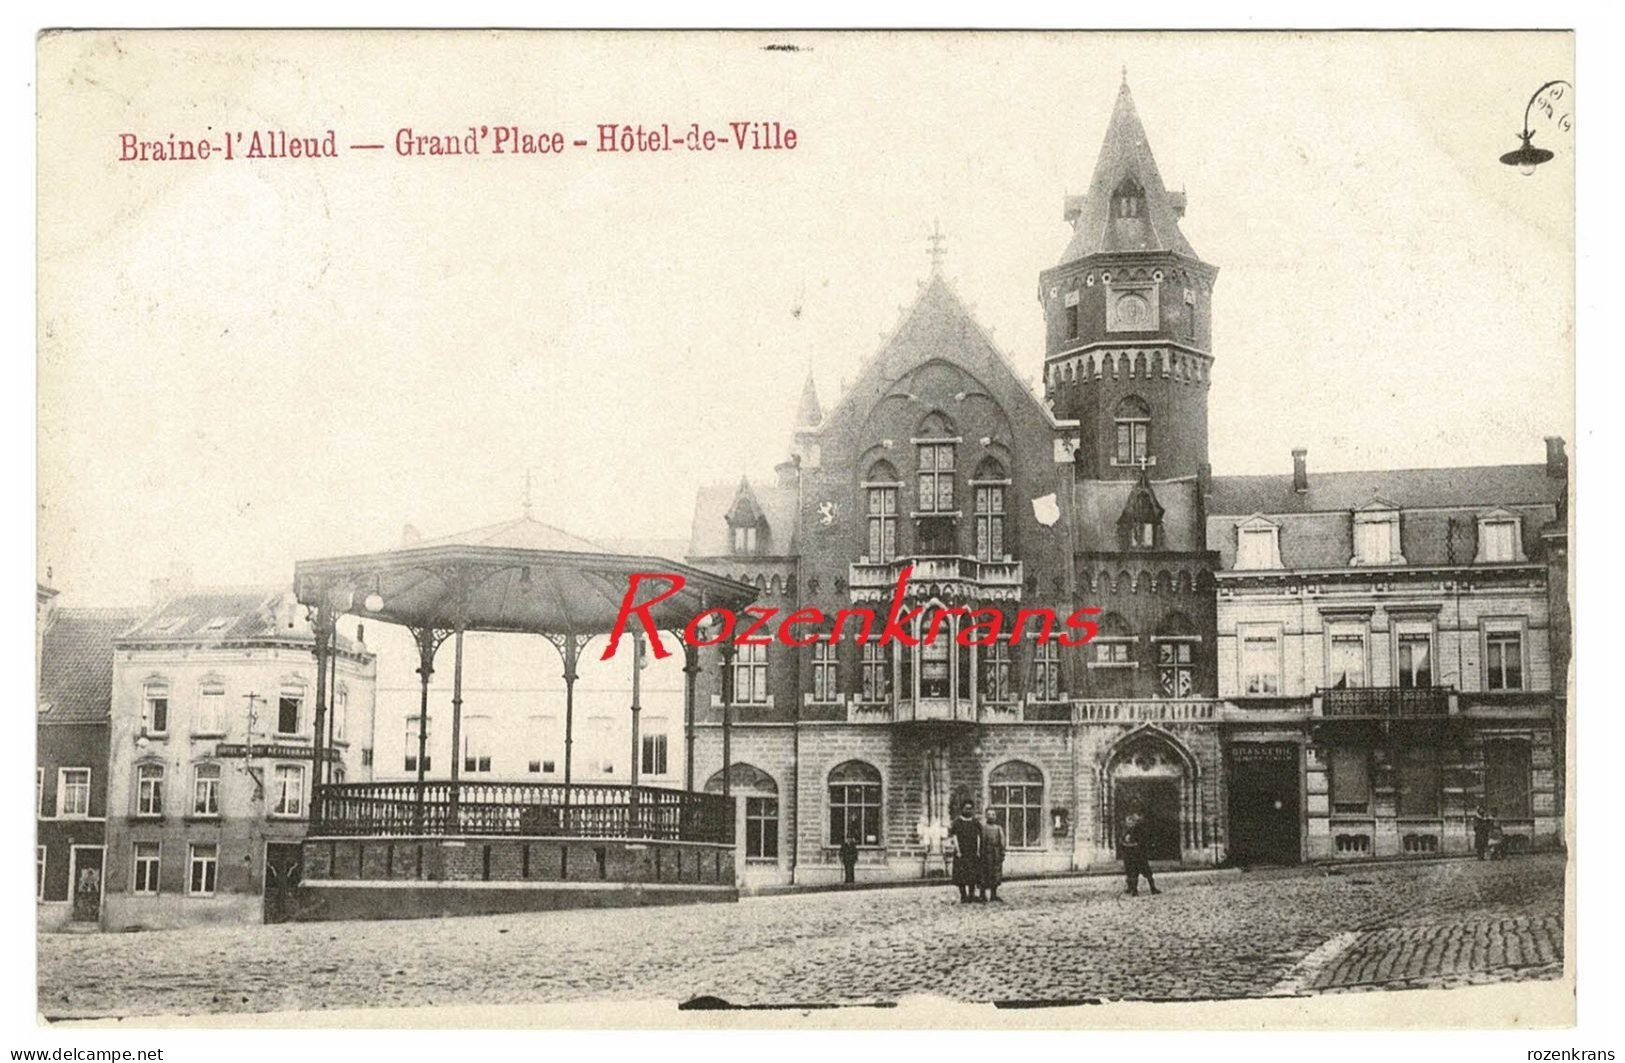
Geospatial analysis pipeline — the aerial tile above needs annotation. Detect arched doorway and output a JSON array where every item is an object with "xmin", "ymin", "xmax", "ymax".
[{"xmin": 1103, "ymin": 727, "xmax": 1199, "ymax": 862}]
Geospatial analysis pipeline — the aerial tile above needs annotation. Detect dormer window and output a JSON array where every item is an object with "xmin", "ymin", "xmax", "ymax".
[
  {"xmin": 724, "ymin": 477, "xmax": 769, "ymax": 556},
  {"xmin": 1234, "ymin": 516, "xmax": 1283, "ymax": 571},
  {"xmin": 1475, "ymin": 509, "xmax": 1526, "ymax": 563},
  {"xmin": 1112, "ymin": 176, "xmax": 1145, "ymax": 218},
  {"xmin": 1351, "ymin": 502, "xmax": 1404, "ymax": 566}
]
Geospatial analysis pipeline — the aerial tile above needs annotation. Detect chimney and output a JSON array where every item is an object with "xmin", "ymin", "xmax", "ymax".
[
  {"xmin": 1545, "ymin": 436, "xmax": 1568, "ymax": 478},
  {"xmin": 1197, "ymin": 461, "xmax": 1212, "ymax": 499},
  {"xmin": 1292, "ymin": 448, "xmax": 1309, "ymax": 494},
  {"xmin": 774, "ymin": 458, "xmax": 800, "ymax": 489}
]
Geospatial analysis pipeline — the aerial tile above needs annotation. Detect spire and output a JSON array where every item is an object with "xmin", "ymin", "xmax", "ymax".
[
  {"xmin": 795, "ymin": 371, "xmax": 823, "ymax": 427},
  {"xmin": 1058, "ymin": 79, "xmax": 1198, "ymax": 265},
  {"xmin": 926, "ymin": 219, "xmax": 949, "ymax": 275}
]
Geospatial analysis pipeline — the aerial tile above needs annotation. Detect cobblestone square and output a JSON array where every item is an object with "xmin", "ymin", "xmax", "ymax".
[{"xmin": 37, "ymin": 854, "xmax": 1565, "ymax": 1020}]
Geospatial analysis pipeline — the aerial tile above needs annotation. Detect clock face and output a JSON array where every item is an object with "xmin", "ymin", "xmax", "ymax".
[{"xmin": 1115, "ymin": 292, "xmax": 1150, "ymax": 328}]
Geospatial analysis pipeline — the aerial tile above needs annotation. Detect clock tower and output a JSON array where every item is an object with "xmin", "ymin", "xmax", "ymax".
[
  {"xmin": 1040, "ymin": 77, "xmax": 1217, "ymax": 483},
  {"xmin": 1043, "ymin": 77, "xmax": 1220, "ymax": 701}
]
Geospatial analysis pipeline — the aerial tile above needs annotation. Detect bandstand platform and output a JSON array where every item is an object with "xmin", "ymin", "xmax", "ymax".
[{"xmin": 285, "ymin": 516, "xmax": 757, "ymax": 922}]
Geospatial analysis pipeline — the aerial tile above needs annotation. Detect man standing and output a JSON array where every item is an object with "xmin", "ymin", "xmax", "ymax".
[
  {"xmin": 948, "ymin": 800, "xmax": 983, "ymax": 903},
  {"xmin": 1120, "ymin": 813, "xmax": 1161, "ymax": 896},
  {"xmin": 838, "ymin": 834, "xmax": 859, "ymax": 885},
  {"xmin": 979, "ymin": 806, "xmax": 1007, "ymax": 902},
  {"xmin": 1472, "ymin": 805, "xmax": 1492, "ymax": 860}
]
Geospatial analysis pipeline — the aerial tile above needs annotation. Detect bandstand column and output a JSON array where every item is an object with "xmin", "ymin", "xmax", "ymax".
[
  {"xmin": 561, "ymin": 635, "xmax": 579, "ymax": 808},
  {"xmin": 720, "ymin": 643, "xmax": 736, "ymax": 799},
  {"xmin": 448, "ymin": 625, "xmax": 466, "ymax": 832},
  {"xmin": 629, "ymin": 630, "xmax": 643, "ymax": 836},
  {"xmin": 309, "ymin": 597, "xmax": 336, "ymax": 824},
  {"xmin": 410, "ymin": 627, "xmax": 442, "ymax": 832},
  {"xmin": 682, "ymin": 644, "xmax": 700, "ymax": 792}
]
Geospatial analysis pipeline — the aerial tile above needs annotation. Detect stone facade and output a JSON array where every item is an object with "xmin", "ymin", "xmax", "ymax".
[
  {"xmin": 680, "ymin": 79, "xmax": 1569, "ymax": 889},
  {"xmin": 101, "ymin": 588, "xmax": 377, "ymax": 930}
]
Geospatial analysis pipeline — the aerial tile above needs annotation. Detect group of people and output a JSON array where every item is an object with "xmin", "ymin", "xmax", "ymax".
[
  {"xmin": 946, "ymin": 800, "xmax": 1008, "ymax": 902},
  {"xmin": 1472, "ymin": 805, "xmax": 1510, "ymax": 861}
]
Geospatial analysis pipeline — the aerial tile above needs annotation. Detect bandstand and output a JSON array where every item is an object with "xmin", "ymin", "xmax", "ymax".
[{"xmin": 286, "ymin": 517, "xmax": 758, "ymax": 921}]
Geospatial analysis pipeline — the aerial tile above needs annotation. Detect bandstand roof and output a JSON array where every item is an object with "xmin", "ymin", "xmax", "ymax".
[{"xmin": 293, "ymin": 515, "xmax": 758, "ymax": 636}]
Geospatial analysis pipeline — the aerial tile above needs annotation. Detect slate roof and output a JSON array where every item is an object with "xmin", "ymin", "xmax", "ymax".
[
  {"xmin": 1059, "ymin": 80, "xmax": 1199, "ymax": 265},
  {"xmin": 1208, "ymin": 463, "xmax": 1565, "ymax": 516},
  {"xmin": 117, "ymin": 587, "xmax": 362, "ymax": 654},
  {"xmin": 38, "ymin": 607, "xmax": 144, "ymax": 724}
]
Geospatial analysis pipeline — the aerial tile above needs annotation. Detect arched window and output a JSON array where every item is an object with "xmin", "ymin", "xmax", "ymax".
[
  {"xmin": 333, "ymin": 684, "xmax": 349, "ymax": 743},
  {"xmin": 1114, "ymin": 396, "xmax": 1152, "ymax": 466},
  {"xmin": 989, "ymin": 761, "xmax": 1045, "ymax": 848},
  {"xmin": 864, "ymin": 460, "xmax": 899, "ymax": 563},
  {"xmin": 135, "ymin": 762, "xmax": 164, "ymax": 817},
  {"xmin": 972, "ymin": 457, "xmax": 1008, "ymax": 562},
  {"xmin": 1154, "ymin": 612, "xmax": 1198, "ymax": 698},
  {"xmin": 828, "ymin": 760, "xmax": 883, "ymax": 847}
]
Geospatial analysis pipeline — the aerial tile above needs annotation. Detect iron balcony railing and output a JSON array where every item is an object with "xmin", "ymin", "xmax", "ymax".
[
  {"xmin": 847, "ymin": 555, "xmax": 1024, "ymax": 603},
  {"xmin": 310, "ymin": 781, "xmax": 735, "ymax": 844},
  {"xmin": 1316, "ymin": 685, "xmax": 1453, "ymax": 719}
]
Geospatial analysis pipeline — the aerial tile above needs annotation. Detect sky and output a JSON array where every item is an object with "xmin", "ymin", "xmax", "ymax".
[{"xmin": 38, "ymin": 30, "xmax": 1574, "ymax": 610}]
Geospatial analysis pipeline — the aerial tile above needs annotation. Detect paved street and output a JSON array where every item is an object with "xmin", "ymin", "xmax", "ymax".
[{"xmin": 37, "ymin": 854, "xmax": 1564, "ymax": 1019}]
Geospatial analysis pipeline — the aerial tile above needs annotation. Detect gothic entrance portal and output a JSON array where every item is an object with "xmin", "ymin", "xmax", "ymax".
[{"xmin": 1106, "ymin": 728, "xmax": 1198, "ymax": 862}]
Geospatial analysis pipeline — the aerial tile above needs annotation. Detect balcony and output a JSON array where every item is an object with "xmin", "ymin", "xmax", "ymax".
[
  {"xmin": 892, "ymin": 698, "xmax": 978, "ymax": 728},
  {"xmin": 1315, "ymin": 685, "xmax": 1455, "ymax": 719},
  {"xmin": 847, "ymin": 555, "xmax": 1024, "ymax": 605}
]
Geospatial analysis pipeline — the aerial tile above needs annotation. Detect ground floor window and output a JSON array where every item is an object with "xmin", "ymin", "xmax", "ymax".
[
  {"xmin": 1485, "ymin": 739, "xmax": 1533, "ymax": 819},
  {"xmin": 132, "ymin": 843, "xmax": 160, "ymax": 895},
  {"xmin": 188, "ymin": 843, "xmax": 218, "ymax": 896},
  {"xmin": 1396, "ymin": 746, "xmax": 1442, "ymax": 817},
  {"xmin": 746, "ymin": 796, "xmax": 779, "ymax": 859},
  {"xmin": 36, "ymin": 846, "xmax": 45, "ymax": 901},
  {"xmin": 1328, "ymin": 747, "xmax": 1370, "ymax": 814},
  {"xmin": 828, "ymin": 760, "xmax": 882, "ymax": 846},
  {"xmin": 989, "ymin": 761, "xmax": 1045, "ymax": 848}
]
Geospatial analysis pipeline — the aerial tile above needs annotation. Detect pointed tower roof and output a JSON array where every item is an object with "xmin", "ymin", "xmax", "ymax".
[
  {"xmin": 1059, "ymin": 78, "xmax": 1198, "ymax": 265},
  {"xmin": 794, "ymin": 372, "xmax": 823, "ymax": 428}
]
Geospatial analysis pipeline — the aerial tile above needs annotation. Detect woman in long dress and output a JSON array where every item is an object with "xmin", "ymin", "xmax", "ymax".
[
  {"xmin": 979, "ymin": 806, "xmax": 1007, "ymax": 902},
  {"xmin": 948, "ymin": 800, "xmax": 983, "ymax": 903}
]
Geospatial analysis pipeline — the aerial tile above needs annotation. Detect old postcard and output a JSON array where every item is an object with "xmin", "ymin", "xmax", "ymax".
[{"xmin": 34, "ymin": 29, "xmax": 1575, "ymax": 1030}]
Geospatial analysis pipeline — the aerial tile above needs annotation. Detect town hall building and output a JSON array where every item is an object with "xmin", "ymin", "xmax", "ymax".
[{"xmin": 682, "ymin": 79, "xmax": 1568, "ymax": 887}]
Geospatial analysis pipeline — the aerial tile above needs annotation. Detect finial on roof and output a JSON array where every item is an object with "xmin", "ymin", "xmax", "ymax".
[
  {"xmin": 1121, "ymin": 64, "xmax": 1127, "ymax": 86},
  {"xmin": 926, "ymin": 219, "xmax": 946, "ymax": 274}
]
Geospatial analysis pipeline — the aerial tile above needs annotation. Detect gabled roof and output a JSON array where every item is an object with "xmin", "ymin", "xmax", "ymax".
[
  {"xmin": 1059, "ymin": 80, "xmax": 1199, "ymax": 265},
  {"xmin": 688, "ymin": 477, "xmax": 798, "ymax": 559},
  {"xmin": 726, "ymin": 477, "xmax": 766, "ymax": 526},
  {"xmin": 818, "ymin": 271, "xmax": 1059, "ymax": 434},
  {"xmin": 1208, "ymin": 463, "xmax": 1565, "ymax": 516},
  {"xmin": 38, "ymin": 607, "xmax": 144, "ymax": 724},
  {"xmin": 118, "ymin": 587, "xmax": 362, "ymax": 654}
]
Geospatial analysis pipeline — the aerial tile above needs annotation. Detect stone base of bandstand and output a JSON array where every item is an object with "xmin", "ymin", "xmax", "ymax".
[{"xmin": 292, "ymin": 835, "xmax": 738, "ymax": 921}]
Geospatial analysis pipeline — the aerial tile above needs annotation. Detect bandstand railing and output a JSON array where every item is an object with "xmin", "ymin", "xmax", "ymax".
[{"xmin": 311, "ymin": 781, "xmax": 735, "ymax": 845}]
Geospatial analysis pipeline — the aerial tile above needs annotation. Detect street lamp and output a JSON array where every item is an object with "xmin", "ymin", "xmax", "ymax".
[{"xmin": 1500, "ymin": 80, "xmax": 1572, "ymax": 175}]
